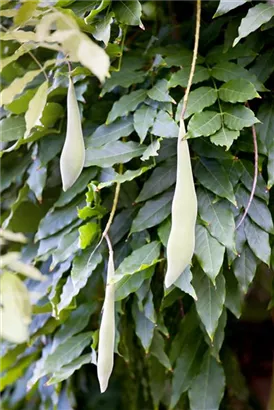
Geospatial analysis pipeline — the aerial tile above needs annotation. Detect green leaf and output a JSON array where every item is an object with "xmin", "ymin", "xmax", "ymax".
[
  {"xmin": 0, "ymin": 116, "xmax": 26, "ymax": 143},
  {"xmin": 27, "ymin": 158, "xmax": 47, "ymax": 202},
  {"xmin": 132, "ymin": 299, "xmax": 155, "ymax": 352},
  {"xmin": 106, "ymin": 89, "xmax": 147, "ymax": 123},
  {"xmin": 177, "ymin": 87, "xmax": 217, "ymax": 120},
  {"xmin": 1, "ymin": 352, "xmax": 38, "ymax": 392},
  {"xmin": 256, "ymin": 101, "xmax": 274, "ymax": 153},
  {"xmin": 87, "ymin": 116, "xmax": 134, "ymax": 148},
  {"xmin": 233, "ymin": 3, "xmax": 274, "ymax": 46},
  {"xmin": 191, "ymin": 138, "xmax": 233, "ymax": 160},
  {"xmin": 84, "ymin": 0, "xmax": 111, "ymax": 22},
  {"xmin": 206, "ymin": 44, "xmax": 256, "ymax": 65},
  {"xmin": 133, "ymin": 105, "xmax": 157, "ymax": 143},
  {"xmin": 268, "ymin": 140, "xmax": 274, "ymax": 189},
  {"xmin": 141, "ymin": 139, "xmax": 160, "ymax": 162},
  {"xmin": 0, "ymin": 43, "xmax": 36, "ymax": 72},
  {"xmin": 101, "ymin": 65, "xmax": 145, "ymax": 96},
  {"xmin": 2, "ymin": 184, "xmax": 29, "ymax": 229},
  {"xmin": 51, "ymin": 228, "xmax": 79, "ymax": 268},
  {"xmin": 150, "ymin": 330, "xmax": 171, "ymax": 370},
  {"xmin": 209, "ymin": 308, "xmax": 227, "ymax": 359},
  {"xmin": 249, "ymin": 49, "xmax": 274, "ymax": 83},
  {"xmin": 113, "ymin": 0, "xmax": 143, "ymax": 27},
  {"xmin": 40, "ymin": 102, "xmax": 64, "ymax": 128},
  {"xmin": 136, "ymin": 158, "xmax": 176, "ymax": 203},
  {"xmin": 85, "ymin": 141, "xmax": 145, "ymax": 168},
  {"xmin": 197, "ymin": 188, "xmax": 235, "ymax": 249},
  {"xmin": 78, "ymin": 222, "xmax": 98, "ymax": 249},
  {"xmin": 157, "ymin": 217, "xmax": 171, "ymax": 247},
  {"xmin": 115, "ymin": 266, "xmax": 154, "ymax": 301},
  {"xmin": 188, "ymin": 111, "xmax": 222, "ymax": 138},
  {"xmin": 236, "ymin": 185, "xmax": 274, "ymax": 234},
  {"xmin": 5, "ymin": 88, "xmax": 37, "ymax": 115},
  {"xmin": 54, "ymin": 169, "xmax": 96, "ymax": 208},
  {"xmin": 30, "ymin": 332, "xmax": 92, "ymax": 388},
  {"xmin": 223, "ymin": 104, "xmax": 260, "ymax": 131},
  {"xmin": 14, "ymin": 0, "xmax": 38, "ymax": 25},
  {"xmin": 99, "ymin": 166, "xmax": 152, "ymax": 189},
  {"xmin": 131, "ymin": 191, "xmax": 173, "ymax": 233},
  {"xmin": 147, "ymin": 79, "xmax": 175, "ymax": 103},
  {"xmin": 0, "ymin": 69, "xmax": 41, "ymax": 106},
  {"xmin": 192, "ymin": 265, "xmax": 226, "ymax": 340},
  {"xmin": 47, "ymin": 353, "xmax": 93, "ymax": 385},
  {"xmin": 218, "ymin": 79, "xmax": 259, "ymax": 103},
  {"xmin": 224, "ymin": 269, "xmax": 243, "ymax": 318},
  {"xmin": 92, "ymin": 13, "xmax": 113, "ymax": 46},
  {"xmin": 57, "ymin": 249, "xmax": 102, "ymax": 313},
  {"xmin": 174, "ymin": 266, "xmax": 197, "ymax": 300},
  {"xmin": 115, "ymin": 241, "xmax": 161, "ymax": 277},
  {"xmin": 211, "ymin": 62, "xmax": 265, "ymax": 91},
  {"xmin": 240, "ymin": 159, "xmax": 269, "ymax": 202},
  {"xmin": 52, "ymin": 303, "xmax": 96, "ymax": 349},
  {"xmin": 36, "ymin": 220, "xmax": 81, "ymax": 260},
  {"xmin": 214, "ymin": 0, "xmax": 246, "ymax": 18},
  {"xmin": 24, "ymin": 81, "xmax": 48, "ymax": 138},
  {"xmin": 233, "ymin": 243, "xmax": 257, "ymax": 293},
  {"xmin": 148, "ymin": 356, "xmax": 166, "ymax": 408},
  {"xmin": 151, "ymin": 110, "xmax": 179, "ymax": 138},
  {"xmin": 35, "ymin": 198, "xmax": 84, "ymax": 241},
  {"xmin": 195, "ymin": 224, "xmax": 225, "ymax": 283},
  {"xmin": 171, "ymin": 329, "xmax": 206, "ymax": 408},
  {"xmin": 0, "ymin": 344, "xmax": 27, "ymax": 373},
  {"xmin": 189, "ymin": 352, "xmax": 225, "ymax": 410},
  {"xmin": 244, "ymin": 217, "xmax": 271, "ymax": 265},
  {"xmin": 194, "ymin": 158, "xmax": 236, "ymax": 205},
  {"xmin": 169, "ymin": 65, "xmax": 210, "ymax": 88},
  {"xmin": 210, "ymin": 127, "xmax": 240, "ymax": 150}
]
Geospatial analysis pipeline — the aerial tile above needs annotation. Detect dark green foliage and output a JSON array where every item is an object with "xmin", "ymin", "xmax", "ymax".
[{"xmin": 1, "ymin": 1, "xmax": 273, "ymax": 409}]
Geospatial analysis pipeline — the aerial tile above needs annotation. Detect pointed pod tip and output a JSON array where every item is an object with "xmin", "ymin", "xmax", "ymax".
[
  {"xmin": 164, "ymin": 276, "xmax": 173, "ymax": 289},
  {"xmin": 98, "ymin": 377, "xmax": 109, "ymax": 394}
]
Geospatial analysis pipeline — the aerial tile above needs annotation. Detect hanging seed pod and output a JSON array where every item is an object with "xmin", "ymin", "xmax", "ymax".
[
  {"xmin": 165, "ymin": 120, "xmax": 197, "ymax": 288},
  {"xmin": 60, "ymin": 77, "xmax": 85, "ymax": 191},
  {"xmin": 97, "ymin": 244, "xmax": 115, "ymax": 393}
]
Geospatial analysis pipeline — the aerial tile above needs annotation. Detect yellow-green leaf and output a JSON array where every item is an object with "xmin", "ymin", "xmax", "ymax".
[
  {"xmin": 24, "ymin": 81, "xmax": 48, "ymax": 138},
  {"xmin": 0, "ymin": 272, "xmax": 32, "ymax": 344},
  {"xmin": 0, "ymin": 69, "xmax": 41, "ymax": 106}
]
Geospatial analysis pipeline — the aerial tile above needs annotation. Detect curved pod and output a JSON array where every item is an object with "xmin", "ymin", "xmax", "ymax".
[
  {"xmin": 165, "ymin": 120, "xmax": 197, "ymax": 288},
  {"xmin": 97, "ymin": 249, "xmax": 115, "ymax": 393},
  {"xmin": 60, "ymin": 77, "xmax": 85, "ymax": 191}
]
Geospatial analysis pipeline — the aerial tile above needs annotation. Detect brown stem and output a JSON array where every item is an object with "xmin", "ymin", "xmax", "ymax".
[{"xmin": 181, "ymin": 0, "xmax": 201, "ymax": 120}]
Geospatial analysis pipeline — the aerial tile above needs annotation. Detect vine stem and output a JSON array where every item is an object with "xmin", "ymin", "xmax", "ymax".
[
  {"xmin": 236, "ymin": 121, "xmax": 258, "ymax": 229},
  {"xmin": 180, "ymin": 0, "xmax": 201, "ymax": 120},
  {"xmin": 87, "ymin": 165, "xmax": 122, "ymax": 266}
]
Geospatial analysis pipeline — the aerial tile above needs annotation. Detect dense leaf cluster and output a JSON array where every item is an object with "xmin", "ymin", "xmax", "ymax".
[{"xmin": 0, "ymin": 1, "xmax": 273, "ymax": 409}]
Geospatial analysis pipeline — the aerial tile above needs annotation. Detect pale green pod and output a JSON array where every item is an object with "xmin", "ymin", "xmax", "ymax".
[
  {"xmin": 60, "ymin": 77, "xmax": 85, "ymax": 191},
  {"xmin": 97, "ymin": 248, "xmax": 115, "ymax": 393},
  {"xmin": 0, "ymin": 271, "xmax": 32, "ymax": 344},
  {"xmin": 165, "ymin": 119, "xmax": 197, "ymax": 288}
]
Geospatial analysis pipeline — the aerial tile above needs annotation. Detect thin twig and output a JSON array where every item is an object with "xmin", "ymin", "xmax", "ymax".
[
  {"xmin": 236, "ymin": 122, "xmax": 258, "ymax": 229},
  {"xmin": 105, "ymin": 233, "xmax": 113, "ymax": 260},
  {"xmin": 181, "ymin": 0, "xmax": 201, "ymax": 119},
  {"xmin": 87, "ymin": 166, "xmax": 122, "ymax": 266}
]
